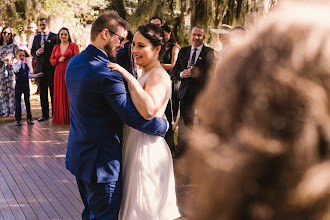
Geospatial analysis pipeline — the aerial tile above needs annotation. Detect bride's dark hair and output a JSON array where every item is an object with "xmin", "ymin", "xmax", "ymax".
[{"xmin": 137, "ymin": 23, "xmax": 165, "ymax": 60}]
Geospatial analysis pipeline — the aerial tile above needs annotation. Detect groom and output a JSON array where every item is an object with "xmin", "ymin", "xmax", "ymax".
[{"xmin": 65, "ymin": 11, "xmax": 168, "ymax": 220}]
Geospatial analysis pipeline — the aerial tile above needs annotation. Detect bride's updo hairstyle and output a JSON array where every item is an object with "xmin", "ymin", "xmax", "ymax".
[{"xmin": 137, "ymin": 23, "xmax": 165, "ymax": 60}]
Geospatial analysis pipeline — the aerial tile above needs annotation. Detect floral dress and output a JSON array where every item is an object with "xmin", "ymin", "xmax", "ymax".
[{"xmin": 0, "ymin": 42, "xmax": 18, "ymax": 115}]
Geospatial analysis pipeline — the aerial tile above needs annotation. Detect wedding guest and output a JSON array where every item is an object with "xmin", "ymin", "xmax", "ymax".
[
  {"xmin": 0, "ymin": 26, "xmax": 17, "ymax": 117},
  {"xmin": 150, "ymin": 16, "xmax": 163, "ymax": 26},
  {"xmin": 31, "ymin": 18, "xmax": 57, "ymax": 122},
  {"xmin": 13, "ymin": 49, "xmax": 43, "ymax": 125},
  {"xmin": 50, "ymin": 27, "xmax": 79, "ymax": 125},
  {"xmin": 116, "ymin": 30, "xmax": 135, "ymax": 77},
  {"xmin": 17, "ymin": 33, "xmax": 32, "ymax": 63},
  {"xmin": 13, "ymin": 33, "xmax": 21, "ymax": 45},
  {"xmin": 210, "ymin": 24, "xmax": 232, "ymax": 59},
  {"xmin": 188, "ymin": 2, "xmax": 330, "ymax": 219},
  {"xmin": 173, "ymin": 26, "xmax": 215, "ymax": 157},
  {"xmin": 27, "ymin": 22, "xmax": 37, "ymax": 72},
  {"xmin": 28, "ymin": 22, "xmax": 40, "ymax": 95},
  {"xmin": 161, "ymin": 24, "xmax": 181, "ymax": 154}
]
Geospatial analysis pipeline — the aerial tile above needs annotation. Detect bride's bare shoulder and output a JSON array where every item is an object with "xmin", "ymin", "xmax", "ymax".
[{"xmin": 147, "ymin": 68, "xmax": 170, "ymax": 84}]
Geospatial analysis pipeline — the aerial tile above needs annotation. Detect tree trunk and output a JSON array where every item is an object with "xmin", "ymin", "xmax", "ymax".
[{"xmin": 106, "ymin": 0, "xmax": 126, "ymax": 19}]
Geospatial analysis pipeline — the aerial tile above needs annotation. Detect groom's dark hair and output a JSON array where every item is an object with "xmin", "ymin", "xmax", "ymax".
[{"xmin": 91, "ymin": 10, "xmax": 129, "ymax": 41}]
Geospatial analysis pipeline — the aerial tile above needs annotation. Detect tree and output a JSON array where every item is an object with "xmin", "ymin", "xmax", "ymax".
[
  {"xmin": 104, "ymin": 0, "xmax": 269, "ymax": 46},
  {"xmin": 0, "ymin": 0, "xmax": 273, "ymax": 48}
]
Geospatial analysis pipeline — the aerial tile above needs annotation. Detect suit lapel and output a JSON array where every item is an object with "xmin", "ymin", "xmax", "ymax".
[
  {"xmin": 47, "ymin": 32, "xmax": 55, "ymax": 40},
  {"xmin": 36, "ymin": 34, "xmax": 41, "ymax": 45},
  {"xmin": 183, "ymin": 46, "xmax": 191, "ymax": 67},
  {"xmin": 199, "ymin": 45, "xmax": 207, "ymax": 59},
  {"xmin": 178, "ymin": 47, "xmax": 192, "ymax": 101}
]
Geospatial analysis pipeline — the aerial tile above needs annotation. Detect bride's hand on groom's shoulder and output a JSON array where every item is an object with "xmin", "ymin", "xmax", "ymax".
[{"xmin": 107, "ymin": 62, "xmax": 125, "ymax": 75}]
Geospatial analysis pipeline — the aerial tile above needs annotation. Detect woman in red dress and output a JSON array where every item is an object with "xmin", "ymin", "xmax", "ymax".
[{"xmin": 50, "ymin": 27, "xmax": 79, "ymax": 124}]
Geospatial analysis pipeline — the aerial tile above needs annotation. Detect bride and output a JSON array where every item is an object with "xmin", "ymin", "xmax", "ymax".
[{"xmin": 107, "ymin": 23, "xmax": 181, "ymax": 220}]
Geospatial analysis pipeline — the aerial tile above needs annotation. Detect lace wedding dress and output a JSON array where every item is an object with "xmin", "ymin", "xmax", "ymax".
[{"xmin": 119, "ymin": 69, "xmax": 181, "ymax": 220}]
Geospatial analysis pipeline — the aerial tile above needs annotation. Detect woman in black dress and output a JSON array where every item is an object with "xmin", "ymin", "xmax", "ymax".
[{"xmin": 161, "ymin": 25, "xmax": 180, "ymax": 155}]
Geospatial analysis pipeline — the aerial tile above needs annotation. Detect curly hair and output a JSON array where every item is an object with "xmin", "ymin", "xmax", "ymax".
[{"xmin": 188, "ymin": 2, "xmax": 330, "ymax": 220}]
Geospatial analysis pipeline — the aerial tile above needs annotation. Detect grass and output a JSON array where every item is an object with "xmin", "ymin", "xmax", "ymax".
[{"xmin": 0, "ymin": 83, "xmax": 46, "ymax": 125}]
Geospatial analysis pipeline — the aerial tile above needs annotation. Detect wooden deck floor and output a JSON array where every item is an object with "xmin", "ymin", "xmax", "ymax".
[{"xmin": 0, "ymin": 120, "xmax": 189, "ymax": 220}]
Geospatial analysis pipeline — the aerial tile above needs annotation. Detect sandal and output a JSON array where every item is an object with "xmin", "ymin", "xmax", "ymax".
[{"xmin": 4, "ymin": 113, "xmax": 9, "ymax": 117}]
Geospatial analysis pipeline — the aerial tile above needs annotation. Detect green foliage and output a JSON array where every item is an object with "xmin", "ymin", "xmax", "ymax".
[{"xmin": 1, "ymin": 0, "xmax": 269, "ymax": 48}]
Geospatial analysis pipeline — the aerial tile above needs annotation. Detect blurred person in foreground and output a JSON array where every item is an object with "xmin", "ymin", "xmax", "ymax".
[
  {"xmin": 230, "ymin": 26, "xmax": 246, "ymax": 47},
  {"xmin": 188, "ymin": 2, "xmax": 330, "ymax": 220}
]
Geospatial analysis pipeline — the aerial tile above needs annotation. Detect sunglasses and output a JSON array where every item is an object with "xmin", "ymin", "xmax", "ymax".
[
  {"xmin": 101, "ymin": 29, "xmax": 124, "ymax": 43},
  {"xmin": 3, "ymin": 32, "xmax": 11, "ymax": 36}
]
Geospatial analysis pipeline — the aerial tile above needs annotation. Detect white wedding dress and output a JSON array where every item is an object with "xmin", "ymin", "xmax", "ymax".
[{"xmin": 119, "ymin": 69, "xmax": 181, "ymax": 220}]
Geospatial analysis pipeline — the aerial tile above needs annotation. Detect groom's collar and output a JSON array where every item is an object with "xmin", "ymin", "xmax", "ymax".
[
  {"xmin": 96, "ymin": 47, "xmax": 108, "ymax": 57},
  {"xmin": 86, "ymin": 44, "xmax": 109, "ymax": 60}
]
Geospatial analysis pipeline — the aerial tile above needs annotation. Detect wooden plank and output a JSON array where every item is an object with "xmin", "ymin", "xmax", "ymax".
[
  {"xmin": 0, "ymin": 143, "xmax": 49, "ymax": 220},
  {"xmin": 0, "ymin": 171, "xmax": 22, "ymax": 220},
  {"xmin": 0, "ymin": 148, "xmax": 36, "ymax": 220},
  {"xmin": 0, "ymin": 209, "xmax": 4, "ymax": 220},
  {"xmin": 1, "ymin": 123, "xmax": 82, "ymax": 219},
  {"xmin": 12, "ymin": 124, "xmax": 83, "ymax": 209},
  {"xmin": 1, "ymin": 127, "xmax": 73, "ymax": 219},
  {"xmin": 1, "ymin": 130, "xmax": 60, "ymax": 219},
  {"xmin": 0, "ymin": 118, "xmax": 191, "ymax": 220},
  {"xmin": 18, "ymin": 123, "xmax": 81, "ymax": 197}
]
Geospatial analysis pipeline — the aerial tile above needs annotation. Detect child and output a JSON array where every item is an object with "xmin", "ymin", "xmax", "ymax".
[{"xmin": 12, "ymin": 49, "xmax": 43, "ymax": 126}]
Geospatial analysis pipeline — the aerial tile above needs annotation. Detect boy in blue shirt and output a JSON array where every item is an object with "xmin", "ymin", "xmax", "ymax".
[{"xmin": 13, "ymin": 49, "xmax": 43, "ymax": 126}]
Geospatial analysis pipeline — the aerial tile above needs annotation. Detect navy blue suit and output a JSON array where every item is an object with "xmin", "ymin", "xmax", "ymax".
[
  {"xmin": 14, "ymin": 63, "xmax": 32, "ymax": 121},
  {"xmin": 65, "ymin": 45, "xmax": 168, "ymax": 219}
]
